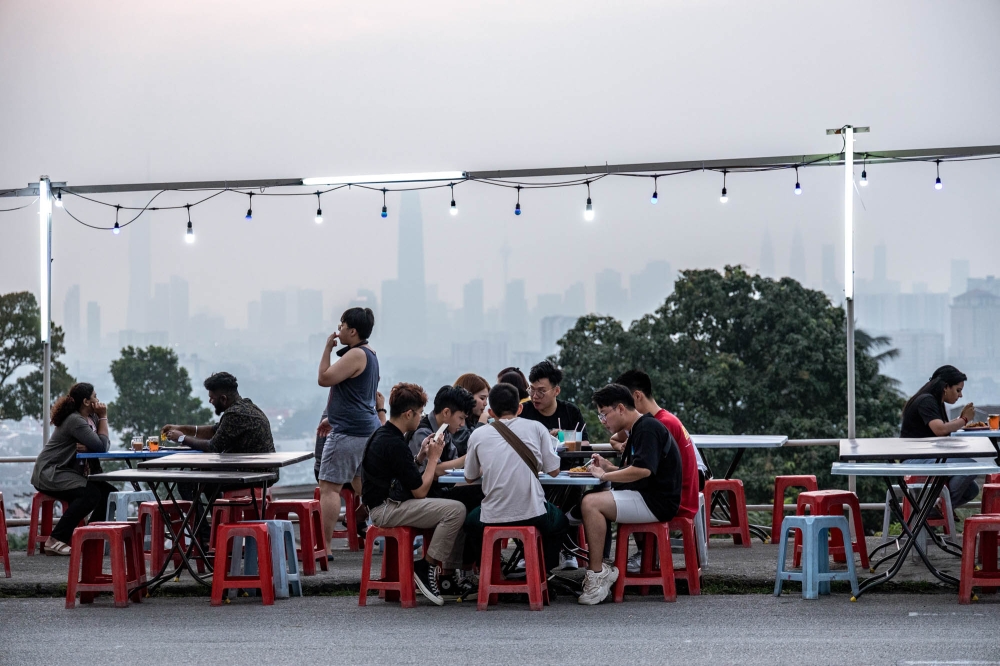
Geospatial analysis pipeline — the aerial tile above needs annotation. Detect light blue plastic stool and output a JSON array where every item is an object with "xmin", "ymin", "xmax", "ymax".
[
  {"xmin": 774, "ymin": 514, "xmax": 860, "ymax": 600},
  {"xmin": 106, "ymin": 491, "xmax": 156, "ymax": 522},
  {"xmin": 230, "ymin": 520, "xmax": 302, "ymax": 599}
]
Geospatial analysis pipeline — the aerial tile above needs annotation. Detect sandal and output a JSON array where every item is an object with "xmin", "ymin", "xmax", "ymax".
[{"xmin": 44, "ymin": 539, "xmax": 72, "ymax": 556}]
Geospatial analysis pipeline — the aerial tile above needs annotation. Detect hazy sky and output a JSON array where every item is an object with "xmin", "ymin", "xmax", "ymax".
[{"xmin": 2, "ymin": 0, "xmax": 999, "ymax": 331}]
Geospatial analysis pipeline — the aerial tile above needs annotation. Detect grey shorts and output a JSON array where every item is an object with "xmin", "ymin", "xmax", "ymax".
[{"xmin": 318, "ymin": 432, "xmax": 369, "ymax": 484}]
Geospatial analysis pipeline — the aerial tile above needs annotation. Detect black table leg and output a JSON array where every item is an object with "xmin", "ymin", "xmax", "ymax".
[
  {"xmin": 706, "ymin": 448, "xmax": 768, "ymax": 543},
  {"xmin": 146, "ymin": 482, "xmax": 218, "ymax": 591}
]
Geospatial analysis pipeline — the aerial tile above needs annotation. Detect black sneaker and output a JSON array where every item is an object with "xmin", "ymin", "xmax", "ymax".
[
  {"xmin": 456, "ymin": 573, "xmax": 478, "ymax": 601},
  {"xmin": 413, "ymin": 559, "xmax": 444, "ymax": 606}
]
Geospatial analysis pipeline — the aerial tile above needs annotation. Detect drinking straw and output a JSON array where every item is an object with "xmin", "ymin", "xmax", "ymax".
[{"xmin": 558, "ymin": 418, "xmax": 562, "ymax": 431}]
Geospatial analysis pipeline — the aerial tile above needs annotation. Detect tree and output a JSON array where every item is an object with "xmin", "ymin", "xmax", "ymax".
[
  {"xmin": 107, "ymin": 345, "xmax": 213, "ymax": 443},
  {"xmin": 0, "ymin": 291, "xmax": 75, "ymax": 421},
  {"xmin": 556, "ymin": 266, "xmax": 905, "ymax": 518}
]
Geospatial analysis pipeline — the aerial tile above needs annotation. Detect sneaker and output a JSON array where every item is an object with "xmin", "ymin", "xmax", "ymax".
[
  {"xmin": 577, "ymin": 566, "xmax": 616, "ymax": 605},
  {"xmin": 566, "ymin": 507, "xmax": 582, "ymax": 526},
  {"xmin": 559, "ymin": 551, "xmax": 579, "ymax": 570},
  {"xmin": 456, "ymin": 572, "xmax": 479, "ymax": 601},
  {"xmin": 626, "ymin": 551, "xmax": 642, "ymax": 574},
  {"xmin": 413, "ymin": 559, "xmax": 444, "ymax": 606}
]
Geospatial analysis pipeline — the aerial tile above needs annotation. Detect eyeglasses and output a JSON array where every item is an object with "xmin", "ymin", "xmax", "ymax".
[
  {"xmin": 597, "ymin": 411, "xmax": 609, "ymax": 424},
  {"xmin": 529, "ymin": 387, "xmax": 551, "ymax": 397}
]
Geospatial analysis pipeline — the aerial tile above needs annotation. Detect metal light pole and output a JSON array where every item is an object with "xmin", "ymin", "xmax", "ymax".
[{"xmin": 39, "ymin": 176, "xmax": 52, "ymax": 447}]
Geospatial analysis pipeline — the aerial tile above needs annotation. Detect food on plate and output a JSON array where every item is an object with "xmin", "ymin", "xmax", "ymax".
[
  {"xmin": 964, "ymin": 421, "xmax": 989, "ymax": 429},
  {"xmin": 569, "ymin": 466, "xmax": 590, "ymax": 473}
]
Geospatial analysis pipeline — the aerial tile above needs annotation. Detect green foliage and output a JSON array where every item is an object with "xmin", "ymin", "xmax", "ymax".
[
  {"xmin": 0, "ymin": 291, "xmax": 74, "ymax": 421},
  {"xmin": 556, "ymin": 266, "xmax": 905, "ymax": 523},
  {"xmin": 107, "ymin": 345, "xmax": 213, "ymax": 443}
]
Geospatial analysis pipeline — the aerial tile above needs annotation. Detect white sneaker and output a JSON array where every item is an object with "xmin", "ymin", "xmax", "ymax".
[
  {"xmin": 559, "ymin": 552, "xmax": 579, "ymax": 570},
  {"xmin": 626, "ymin": 551, "xmax": 642, "ymax": 574},
  {"xmin": 577, "ymin": 564, "xmax": 618, "ymax": 605}
]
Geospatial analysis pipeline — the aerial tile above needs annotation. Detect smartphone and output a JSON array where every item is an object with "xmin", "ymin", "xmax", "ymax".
[{"xmin": 435, "ymin": 423, "xmax": 448, "ymax": 441}]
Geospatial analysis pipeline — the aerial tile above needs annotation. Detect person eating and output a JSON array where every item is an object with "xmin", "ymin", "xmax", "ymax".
[
  {"xmin": 450, "ymin": 373, "xmax": 490, "ymax": 457},
  {"xmin": 520, "ymin": 361, "xmax": 589, "ymax": 445}
]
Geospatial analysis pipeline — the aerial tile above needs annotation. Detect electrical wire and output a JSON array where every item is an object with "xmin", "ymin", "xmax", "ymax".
[{"xmin": 0, "ymin": 197, "xmax": 39, "ymax": 212}]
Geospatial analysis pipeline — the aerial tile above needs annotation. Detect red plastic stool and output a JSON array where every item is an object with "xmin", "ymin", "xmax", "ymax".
[
  {"xmin": 477, "ymin": 526, "xmax": 549, "ymax": 611},
  {"xmin": 66, "ymin": 523, "xmax": 145, "ymax": 608},
  {"xmin": 316, "ymin": 486, "xmax": 364, "ymax": 551},
  {"xmin": 772, "ymin": 475, "xmax": 818, "ymax": 541},
  {"xmin": 137, "ymin": 500, "xmax": 196, "ymax": 574},
  {"xmin": 27, "ymin": 492, "xmax": 70, "ymax": 555},
  {"xmin": 359, "ymin": 525, "xmax": 433, "ymax": 608},
  {"xmin": 703, "ymin": 479, "xmax": 751, "ymax": 547},
  {"xmin": 668, "ymin": 516, "xmax": 702, "ymax": 595},
  {"xmin": 986, "ymin": 474, "xmax": 1000, "ymax": 485},
  {"xmin": 0, "ymin": 492, "xmax": 10, "ymax": 577},
  {"xmin": 613, "ymin": 522, "xmax": 677, "ymax": 602},
  {"xmin": 982, "ymin": 484, "xmax": 1000, "ymax": 514},
  {"xmin": 265, "ymin": 499, "xmax": 328, "ymax": 576},
  {"xmin": 793, "ymin": 490, "xmax": 869, "ymax": 569},
  {"xmin": 960, "ymin": 514, "xmax": 1000, "ymax": 604},
  {"xmin": 212, "ymin": 522, "xmax": 274, "ymax": 605},
  {"xmin": 901, "ymin": 475, "xmax": 952, "ymax": 535},
  {"xmin": 576, "ymin": 524, "xmax": 588, "ymax": 554}
]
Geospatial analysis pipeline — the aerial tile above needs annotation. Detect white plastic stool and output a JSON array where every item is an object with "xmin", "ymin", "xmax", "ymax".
[
  {"xmin": 107, "ymin": 491, "xmax": 156, "ymax": 522},
  {"xmin": 669, "ymin": 492, "xmax": 708, "ymax": 567},
  {"xmin": 881, "ymin": 484, "xmax": 955, "ymax": 555}
]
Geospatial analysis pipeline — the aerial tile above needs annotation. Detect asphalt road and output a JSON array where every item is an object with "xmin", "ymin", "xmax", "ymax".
[{"xmin": 2, "ymin": 594, "xmax": 998, "ymax": 665}]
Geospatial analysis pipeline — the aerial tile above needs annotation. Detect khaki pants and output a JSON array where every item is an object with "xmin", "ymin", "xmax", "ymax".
[{"xmin": 370, "ymin": 497, "xmax": 467, "ymax": 569}]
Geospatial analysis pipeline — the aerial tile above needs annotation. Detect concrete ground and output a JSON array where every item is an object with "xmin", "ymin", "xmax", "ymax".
[{"xmin": 2, "ymin": 594, "xmax": 999, "ymax": 666}]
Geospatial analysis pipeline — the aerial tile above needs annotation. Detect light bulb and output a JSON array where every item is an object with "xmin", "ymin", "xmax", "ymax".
[
  {"xmin": 112, "ymin": 221, "xmax": 120, "ymax": 235},
  {"xmin": 651, "ymin": 191, "xmax": 658, "ymax": 204},
  {"xmin": 720, "ymin": 187, "xmax": 728, "ymax": 204},
  {"xmin": 794, "ymin": 182, "xmax": 802, "ymax": 195},
  {"xmin": 381, "ymin": 205, "xmax": 388, "ymax": 218},
  {"xmin": 514, "ymin": 202, "xmax": 521, "ymax": 216},
  {"xmin": 315, "ymin": 208, "xmax": 323, "ymax": 224},
  {"xmin": 860, "ymin": 170, "xmax": 868, "ymax": 186},
  {"xmin": 185, "ymin": 221, "xmax": 195, "ymax": 244},
  {"xmin": 245, "ymin": 208, "xmax": 253, "ymax": 221},
  {"xmin": 935, "ymin": 176, "xmax": 943, "ymax": 190},
  {"xmin": 55, "ymin": 191, "xmax": 63, "ymax": 208},
  {"xmin": 450, "ymin": 200, "xmax": 458, "ymax": 216},
  {"xmin": 584, "ymin": 197, "xmax": 594, "ymax": 222}
]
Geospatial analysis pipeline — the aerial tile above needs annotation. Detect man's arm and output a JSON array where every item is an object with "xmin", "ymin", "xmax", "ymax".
[
  {"xmin": 411, "ymin": 437, "xmax": 445, "ymax": 499},
  {"xmin": 318, "ymin": 340, "xmax": 366, "ymax": 387},
  {"xmin": 164, "ymin": 422, "xmax": 219, "ymax": 452},
  {"xmin": 594, "ymin": 465, "xmax": 651, "ymax": 484}
]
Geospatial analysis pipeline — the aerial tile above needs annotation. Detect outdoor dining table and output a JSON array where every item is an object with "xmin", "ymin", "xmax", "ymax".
[
  {"xmin": 833, "ymin": 436, "xmax": 1000, "ymax": 598},
  {"xmin": 692, "ymin": 434, "xmax": 788, "ymax": 542},
  {"xmin": 88, "ymin": 468, "xmax": 277, "ymax": 591},
  {"xmin": 948, "ymin": 428, "xmax": 1000, "ymax": 463},
  {"xmin": 77, "ymin": 448, "xmax": 199, "ymax": 489}
]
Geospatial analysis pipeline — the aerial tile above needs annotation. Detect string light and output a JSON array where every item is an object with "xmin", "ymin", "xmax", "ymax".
[
  {"xmin": 185, "ymin": 204, "xmax": 195, "ymax": 244},
  {"xmin": 583, "ymin": 182, "xmax": 594, "ymax": 221},
  {"xmin": 720, "ymin": 171, "xmax": 728, "ymax": 203},
  {"xmin": 112, "ymin": 205, "xmax": 121, "ymax": 235},
  {"xmin": 314, "ymin": 192, "xmax": 323, "ymax": 224},
  {"xmin": 55, "ymin": 190, "xmax": 63, "ymax": 208},
  {"xmin": 449, "ymin": 183, "xmax": 458, "ymax": 216},
  {"xmin": 245, "ymin": 193, "xmax": 253, "ymax": 221},
  {"xmin": 794, "ymin": 167, "xmax": 802, "ymax": 195},
  {"xmin": 935, "ymin": 160, "xmax": 943, "ymax": 190},
  {"xmin": 514, "ymin": 186, "xmax": 521, "ymax": 216},
  {"xmin": 650, "ymin": 176, "xmax": 659, "ymax": 204},
  {"xmin": 381, "ymin": 189, "xmax": 388, "ymax": 218},
  {"xmin": 860, "ymin": 155, "xmax": 868, "ymax": 187}
]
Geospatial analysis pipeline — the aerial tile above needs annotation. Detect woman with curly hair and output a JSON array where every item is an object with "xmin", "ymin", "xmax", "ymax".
[
  {"xmin": 450, "ymin": 373, "xmax": 490, "ymax": 457},
  {"xmin": 30, "ymin": 382, "xmax": 115, "ymax": 555}
]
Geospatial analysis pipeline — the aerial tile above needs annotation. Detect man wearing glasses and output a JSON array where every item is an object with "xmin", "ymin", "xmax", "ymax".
[
  {"xmin": 520, "ymin": 361, "xmax": 590, "ymax": 445},
  {"xmin": 577, "ymin": 384, "xmax": 682, "ymax": 605}
]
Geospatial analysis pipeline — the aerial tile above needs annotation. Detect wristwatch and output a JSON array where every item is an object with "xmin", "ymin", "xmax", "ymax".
[
  {"xmin": 377, "ymin": 408, "xmax": 387, "ymax": 414},
  {"xmin": 178, "ymin": 435, "xmax": 186, "ymax": 444}
]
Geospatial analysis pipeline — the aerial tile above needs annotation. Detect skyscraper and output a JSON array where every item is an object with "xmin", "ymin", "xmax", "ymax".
[
  {"xmin": 86, "ymin": 301, "xmax": 101, "ymax": 352},
  {"xmin": 462, "ymin": 279, "xmax": 484, "ymax": 338},
  {"xmin": 126, "ymin": 212, "xmax": 151, "ymax": 332},
  {"xmin": 503, "ymin": 279, "xmax": 529, "ymax": 343},
  {"xmin": 950, "ymin": 259, "xmax": 971, "ymax": 299},
  {"xmin": 150, "ymin": 283, "xmax": 169, "ymax": 334},
  {"xmin": 563, "ymin": 283, "xmax": 586, "ymax": 316},
  {"xmin": 629, "ymin": 260, "xmax": 673, "ymax": 319},
  {"xmin": 297, "ymin": 289, "xmax": 324, "ymax": 334},
  {"xmin": 595, "ymin": 269, "xmax": 628, "ymax": 318},
  {"xmin": 789, "ymin": 228, "xmax": 806, "ymax": 284},
  {"xmin": 382, "ymin": 191, "xmax": 427, "ymax": 354},
  {"xmin": 63, "ymin": 285, "xmax": 80, "ymax": 350},
  {"xmin": 260, "ymin": 290, "xmax": 287, "ymax": 345},
  {"xmin": 169, "ymin": 276, "xmax": 189, "ymax": 344}
]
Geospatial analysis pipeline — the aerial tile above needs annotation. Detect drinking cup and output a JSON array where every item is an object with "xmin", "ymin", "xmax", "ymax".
[
  {"xmin": 147, "ymin": 436, "xmax": 159, "ymax": 452},
  {"xmin": 131, "ymin": 437, "xmax": 143, "ymax": 452},
  {"xmin": 990, "ymin": 414, "xmax": 999, "ymax": 431}
]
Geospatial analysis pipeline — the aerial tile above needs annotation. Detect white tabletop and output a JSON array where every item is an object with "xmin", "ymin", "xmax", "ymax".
[
  {"xmin": 690, "ymin": 435, "xmax": 787, "ymax": 449},
  {"xmin": 832, "ymin": 460, "xmax": 1000, "ymax": 477},
  {"xmin": 949, "ymin": 429, "xmax": 1000, "ymax": 438},
  {"xmin": 436, "ymin": 470, "xmax": 602, "ymax": 487}
]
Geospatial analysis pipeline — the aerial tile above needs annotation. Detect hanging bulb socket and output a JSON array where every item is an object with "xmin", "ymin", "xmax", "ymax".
[
  {"xmin": 55, "ymin": 190, "xmax": 63, "ymax": 208},
  {"xmin": 794, "ymin": 167, "xmax": 802, "ymax": 195},
  {"xmin": 514, "ymin": 186, "xmax": 522, "ymax": 215},
  {"xmin": 314, "ymin": 192, "xmax": 323, "ymax": 223},
  {"xmin": 651, "ymin": 176, "xmax": 659, "ymax": 204},
  {"xmin": 583, "ymin": 182, "xmax": 595, "ymax": 221},
  {"xmin": 935, "ymin": 160, "xmax": 943, "ymax": 190},
  {"xmin": 185, "ymin": 205, "xmax": 195, "ymax": 244},
  {"xmin": 860, "ymin": 155, "xmax": 868, "ymax": 186},
  {"xmin": 720, "ymin": 171, "xmax": 728, "ymax": 203},
  {"xmin": 112, "ymin": 221, "xmax": 120, "ymax": 235},
  {"xmin": 449, "ymin": 183, "xmax": 458, "ymax": 216},
  {"xmin": 245, "ymin": 193, "xmax": 253, "ymax": 221},
  {"xmin": 381, "ymin": 189, "xmax": 388, "ymax": 218}
]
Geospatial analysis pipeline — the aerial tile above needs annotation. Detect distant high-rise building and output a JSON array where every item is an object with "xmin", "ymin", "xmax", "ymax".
[
  {"xmin": 247, "ymin": 300, "xmax": 261, "ymax": 332},
  {"xmin": 150, "ymin": 283, "xmax": 170, "ymax": 335},
  {"xmin": 950, "ymin": 259, "xmax": 971, "ymax": 299},
  {"xmin": 86, "ymin": 302, "xmax": 101, "ymax": 351},
  {"xmin": 462, "ymin": 279, "xmax": 484, "ymax": 338},
  {"xmin": 629, "ymin": 261, "xmax": 673, "ymax": 319},
  {"xmin": 950, "ymin": 289, "xmax": 1000, "ymax": 374},
  {"xmin": 760, "ymin": 230, "xmax": 775, "ymax": 277},
  {"xmin": 169, "ymin": 276, "xmax": 189, "ymax": 344},
  {"xmin": 967, "ymin": 276, "xmax": 1000, "ymax": 298},
  {"xmin": 563, "ymin": 282, "xmax": 586, "ymax": 316},
  {"xmin": 503, "ymin": 279, "xmax": 529, "ymax": 346},
  {"xmin": 540, "ymin": 316, "xmax": 579, "ymax": 357},
  {"xmin": 126, "ymin": 212, "xmax": 151, "ymax": 332},
  {"xmin": 382, "ymin": 192, "xmax": 427, "ymax": 354},
  {"xmin": 63, "ymin": 285, "xmax": 81, "ymax": 350},
  {"xmin": 535, "ymin": 294, "xmax": 563, "ymax": 319},
  {"xmin": 821, "ymin": 243, "xmax": 839, "ymax": 301},
  {"xmin": 789, "ymin": 228, "xmax": 806, "ymax": 284},
  {"xmin": 260, "ymin": 291, "xmax": 287, "ymax": 344},
  {"xmin": 297, "ymin": 289, "xmax": 323, "ymax": 333},
  {"xmin": 595, "ymin": 269, "xmax": 628, "ymax": 319}
]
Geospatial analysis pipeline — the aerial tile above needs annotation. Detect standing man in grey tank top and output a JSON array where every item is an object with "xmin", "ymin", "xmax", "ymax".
[{"xmin": 317, "ymin": 307, "xmax": 386, "ymax": 556}]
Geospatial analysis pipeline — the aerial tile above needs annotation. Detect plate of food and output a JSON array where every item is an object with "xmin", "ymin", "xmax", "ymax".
[
  {"xmin": 962, "ymin": 421, "xmax": 990, "ymax": 430},
  {"xmin": 567, "ymin": 466, "xmax": 594, "ymax": 477}
]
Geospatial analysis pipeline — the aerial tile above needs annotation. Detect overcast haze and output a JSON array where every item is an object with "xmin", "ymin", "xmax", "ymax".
[{"xmin": 2, "ymin": 0, "xmax": 999, "ymax": 331}]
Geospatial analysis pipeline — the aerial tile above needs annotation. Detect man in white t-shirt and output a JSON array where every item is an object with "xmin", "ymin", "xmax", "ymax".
[{"xmin": 462, "ymin": 382, "xmax": 568, "ymax": 571}]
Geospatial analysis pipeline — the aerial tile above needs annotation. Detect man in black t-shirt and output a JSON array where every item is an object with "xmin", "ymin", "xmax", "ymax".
[
  {"xmin": 577, "ymin": 384, "xmax": 682, "ymax": 605},
  {"xmin": 360, "ymin": 383, "xmax": 470, "ymax": 605},
  {"xmin": 521, "ymin": 361, "xmax": 590, "ymax": 444}
]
